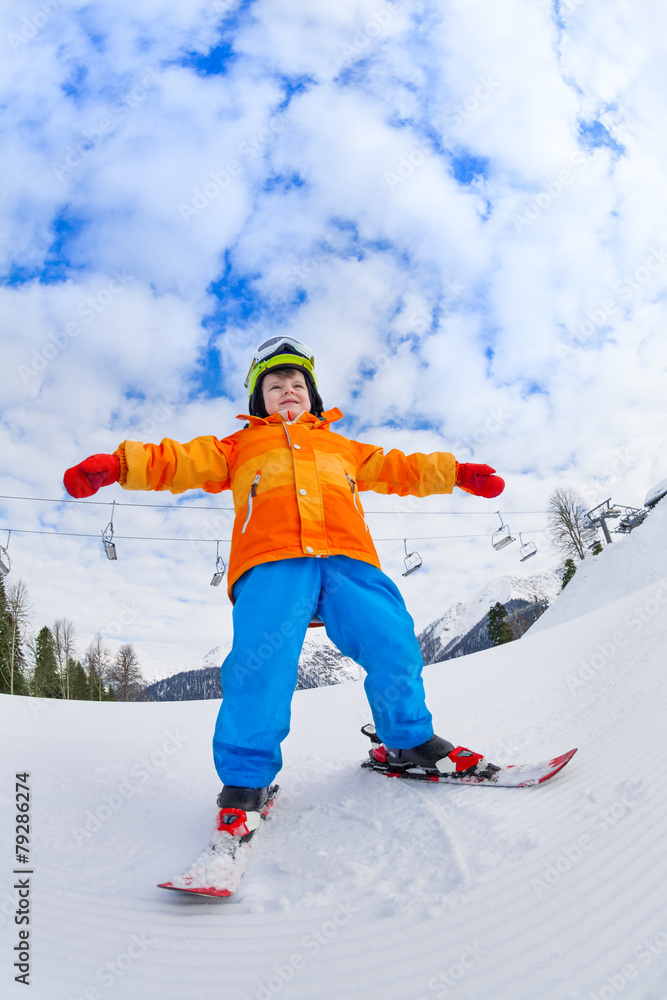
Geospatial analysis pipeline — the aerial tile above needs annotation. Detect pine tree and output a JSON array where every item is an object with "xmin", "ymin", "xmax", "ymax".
[
  {"xmin": 0, "ymin": 576, "xmax": 12, "ymax": 694},
  {"xmin": 561, "ymin": 558, "xmax": 577, "ymax": 589},
  {"xmin": 487, "ymin": 602, "xmax": 514, "ymax": 646},
  {"xmin": 69, "ymin": 659, "xmax": 90, "ymax": 700},
  {"xmin": 1, "ymin": 579, "xmax": 31, "ymax": 695},
  {"xmin": 34, "ymin": 626, "xmax": 61, "ymax": 698}
]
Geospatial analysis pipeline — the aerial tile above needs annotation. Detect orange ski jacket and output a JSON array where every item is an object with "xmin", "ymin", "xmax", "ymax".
[{"xmin": 115, "ymin": 408, "xmax": 458, "ymax": 597}]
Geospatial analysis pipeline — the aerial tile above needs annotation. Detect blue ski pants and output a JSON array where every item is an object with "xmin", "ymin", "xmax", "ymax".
[{"xmin": 212, "ymin": 555, "xmax": 433, "ymax": 787}]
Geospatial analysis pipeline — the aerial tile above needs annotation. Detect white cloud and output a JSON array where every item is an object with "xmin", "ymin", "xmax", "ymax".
[{"xmin": 1, "ymin": 0, "xmax": 666, "ymax": 679}]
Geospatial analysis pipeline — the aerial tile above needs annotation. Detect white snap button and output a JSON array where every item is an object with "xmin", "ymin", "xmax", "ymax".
[
  {"xmin": 293, "ymin": 444, "xmax": 301, "ymax": 450},
  {"xmin": 305, "ymin": 546, "xmax": 314, "ymax": 553},
  {"xmin": 299, "ymin": 488, "xmax": 307, "ymax": 495}
]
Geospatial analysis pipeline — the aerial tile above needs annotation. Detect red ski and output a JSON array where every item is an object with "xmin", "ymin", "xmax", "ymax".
[{"xmin": 158, "ymin": 786, "xmax": 279, "ymax": 899}]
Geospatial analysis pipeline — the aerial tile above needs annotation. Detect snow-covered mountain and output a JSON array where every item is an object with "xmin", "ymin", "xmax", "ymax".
[
  {"xmin": 418, "ymin": 568, "xmax": 564, "ymax": 663},
  {"xmin": 295, "ymin": 628, "xmax": 363, "ymax": 688},
  {"xmin": 145, "ymin": 631, "xmax": 361, "ymax": 701},
  {"xmin": 2, "ymin": 501, "xmax": 667, "ymax": 999}
]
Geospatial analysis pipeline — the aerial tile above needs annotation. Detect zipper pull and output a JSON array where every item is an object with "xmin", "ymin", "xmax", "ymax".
[
  {"xmin": 241, "ymin": 471, "xmax": 262, "ymax": 534},
  {"xmin": 346, "ymin": 472, "xmax": 368, "ymax": 531}
]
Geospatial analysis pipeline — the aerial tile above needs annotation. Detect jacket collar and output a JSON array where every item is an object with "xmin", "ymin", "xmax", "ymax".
[{"xmin": 237, "ymin": 407, "xmax": 344, "ymax": 427}]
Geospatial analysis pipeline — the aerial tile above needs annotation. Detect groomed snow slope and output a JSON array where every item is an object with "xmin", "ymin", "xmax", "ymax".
[{"xmin": 2, "ymin": 504, "xmax": 667, "ymax": 1000}]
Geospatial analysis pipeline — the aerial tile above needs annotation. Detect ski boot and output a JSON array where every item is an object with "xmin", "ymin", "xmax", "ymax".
[
  {"xmin": 361, "ymin": 723, "xmax": 500, "ymax": 780},
  {"xmin": 216, "ymin": 784, "xmax": 279, "ymax": 843}
]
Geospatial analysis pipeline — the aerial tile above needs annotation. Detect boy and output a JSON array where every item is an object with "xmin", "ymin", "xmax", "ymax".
[{"xmin": 64, "ymin": 337, "xmax": 504, "ymax": 826}]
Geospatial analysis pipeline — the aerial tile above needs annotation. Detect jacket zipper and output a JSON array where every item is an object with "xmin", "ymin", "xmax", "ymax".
[
  {"xmin": 241, "ymin": 471, "xmax": 261, "ymax": 534},
  {"xmin": 346, "ymin": 473, "xmax": 369, "ymax": 531}
]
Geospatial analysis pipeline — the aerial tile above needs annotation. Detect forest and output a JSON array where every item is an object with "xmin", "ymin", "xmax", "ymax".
[{"xmin": 0, "ymin": 575, "xmax": 146, "ymax": 701}]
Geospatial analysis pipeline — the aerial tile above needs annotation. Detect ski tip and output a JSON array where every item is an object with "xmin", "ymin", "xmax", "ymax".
[
  {"xmin": 157, "ymin": 882, "xmax": 233, "ymax": 898},
  {"xmin": 553, "ymin": 748, "xmax": 578, "ymax": 764},
  {"xmin": 536, "ymin": 748, "xmax": 578, "ymax": 783}
]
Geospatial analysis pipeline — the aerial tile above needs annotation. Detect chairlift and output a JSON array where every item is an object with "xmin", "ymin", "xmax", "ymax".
[
  {"xmin": 491, "ymin": 512, "xmax": 515, "ymax": 551},
  {"xmin": 582, "ymin": 528, "xmax": 599, "ymax": 550},
  {"xmin": 210, "ymin": 541, "xmax": 226, "ymax": 586},
  {"xmin": 519, "ymin": 533, "xmax": 537, "ymax": 562},
  {"xmin": 0, "ymin": 530, "xmax": 12, "ymax": 578},
  {"xmin": 402, "ymin": 539, "xmax": 423, "ymax": 577},
  {"xmin": 102, "ymin": 502, "xmax": 117, "ymax": 561},
  {"xmin": 616, "ymin": 508, "xmax": 648, "ymax": 533}
]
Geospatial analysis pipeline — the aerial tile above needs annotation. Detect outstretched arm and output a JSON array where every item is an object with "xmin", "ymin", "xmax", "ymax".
[
  {"xmin": 64, "ymin": 437, "xmax": 232, "ymax": 497},
  {"xmin": 353, "ymin": 443, "xmax": 504, "ymax": 499}
]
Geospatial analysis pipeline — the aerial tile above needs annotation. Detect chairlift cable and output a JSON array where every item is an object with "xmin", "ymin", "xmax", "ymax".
[
  {"xmin": 0, "ymin": 493, "xmax": 549, "ymax": 516},
  {"xmin": 0, "ymin": 525, "xmax": 549, "ymax": 543},
  {"xmin": 0, "ymin": 493, "xmax": 236, "ymax": 511}
]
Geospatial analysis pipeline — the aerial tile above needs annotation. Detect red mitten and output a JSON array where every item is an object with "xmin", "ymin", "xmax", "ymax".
[
  {"xmin": 456, "ymin": 462, "xmax": 505, "ymax": 498},
  {"xmin": 64, "ymin": 454, "xmax": 121, "ymax": 498}
]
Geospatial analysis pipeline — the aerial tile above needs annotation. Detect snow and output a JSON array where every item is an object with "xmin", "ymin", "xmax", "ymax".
[
  {"xmin": 531, "ymin": 501, "xmax": 667, "ymax": 633},
  {"xmin": 645, "ymin": 479, "xmax": 667, "ymax": 507},
  {"xmin": 2, "ymin": 504, "xmax": 667, "ymax": 998}
]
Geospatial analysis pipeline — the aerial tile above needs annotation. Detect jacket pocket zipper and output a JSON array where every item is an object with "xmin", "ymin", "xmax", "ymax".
[
  {"xmin": 241, "ymin": 471, "xmax": 261, "ymax": 534},
  {"xmin": 346, "ymin": 473, "xmax": 368, "ymax": 531}
]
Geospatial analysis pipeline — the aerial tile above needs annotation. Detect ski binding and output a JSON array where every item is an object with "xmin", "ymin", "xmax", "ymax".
[{"xmin": 360, "ymin": 725, "xmax": 576, "ymax": 787}]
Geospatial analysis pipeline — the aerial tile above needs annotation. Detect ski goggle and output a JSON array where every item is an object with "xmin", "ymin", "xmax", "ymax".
[{"xmin": 244, "ymin": 337, "xmax": 317, "ymax": 395}]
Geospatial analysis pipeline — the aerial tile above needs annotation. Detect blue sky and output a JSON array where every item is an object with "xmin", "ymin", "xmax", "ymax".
[{"xmin": 1, "ymin": 0, "xmax": 666, "ymax": 679}]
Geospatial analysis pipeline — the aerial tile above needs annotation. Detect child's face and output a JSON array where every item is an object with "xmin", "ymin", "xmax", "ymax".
[{"xmin": 261, "ymin": 369, "xmax": 310, "ymax": 418}]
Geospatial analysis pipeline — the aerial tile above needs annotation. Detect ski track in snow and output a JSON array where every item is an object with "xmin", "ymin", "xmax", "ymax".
[{"xmin": 2, "ymin": 504, "xmax": 667, "ymax": 999}]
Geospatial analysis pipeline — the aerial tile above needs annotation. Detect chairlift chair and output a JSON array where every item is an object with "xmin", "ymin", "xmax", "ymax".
[
  {"xmin": 491, "ymin": 512, "xmax": 515, "ymax": 551},
  {"xmin": 102, "ymin": 502, "xmax": 117, "ymax": 561},
  {"xmin": 519, "ymin": 533, "xmax": 537, "ymax": 562},
  {"xmin": 582, "ymin": 528, "xmax": 599, "ymax": 550},
  {"xmin": 617, "ymin": 509, "xmax": 648, "ymax": 533},
  {"xmin": 402, "ymin": 539, "xmax": 423, "ymax": 576},
  {"xmin": 210, "ymin": 541, "xmax": 226, "ymax": 586},
  {"xmin": 0, "ymin": 530, "xmax": 11, "ymax": 578}
]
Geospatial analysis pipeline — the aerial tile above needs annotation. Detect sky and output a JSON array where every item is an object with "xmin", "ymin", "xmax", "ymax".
[{"xmin": 1, "ymin": 0, "xmax": 666, "ymax": 683}]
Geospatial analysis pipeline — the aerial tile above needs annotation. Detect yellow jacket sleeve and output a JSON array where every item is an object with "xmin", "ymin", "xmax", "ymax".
[
  {"xmin": 115, "ymin": 436, "xmax": 231, "ymax": 494},
  {"xmin": 353, "ymin": 441, "xmax": 458, "ymax": 497}
]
